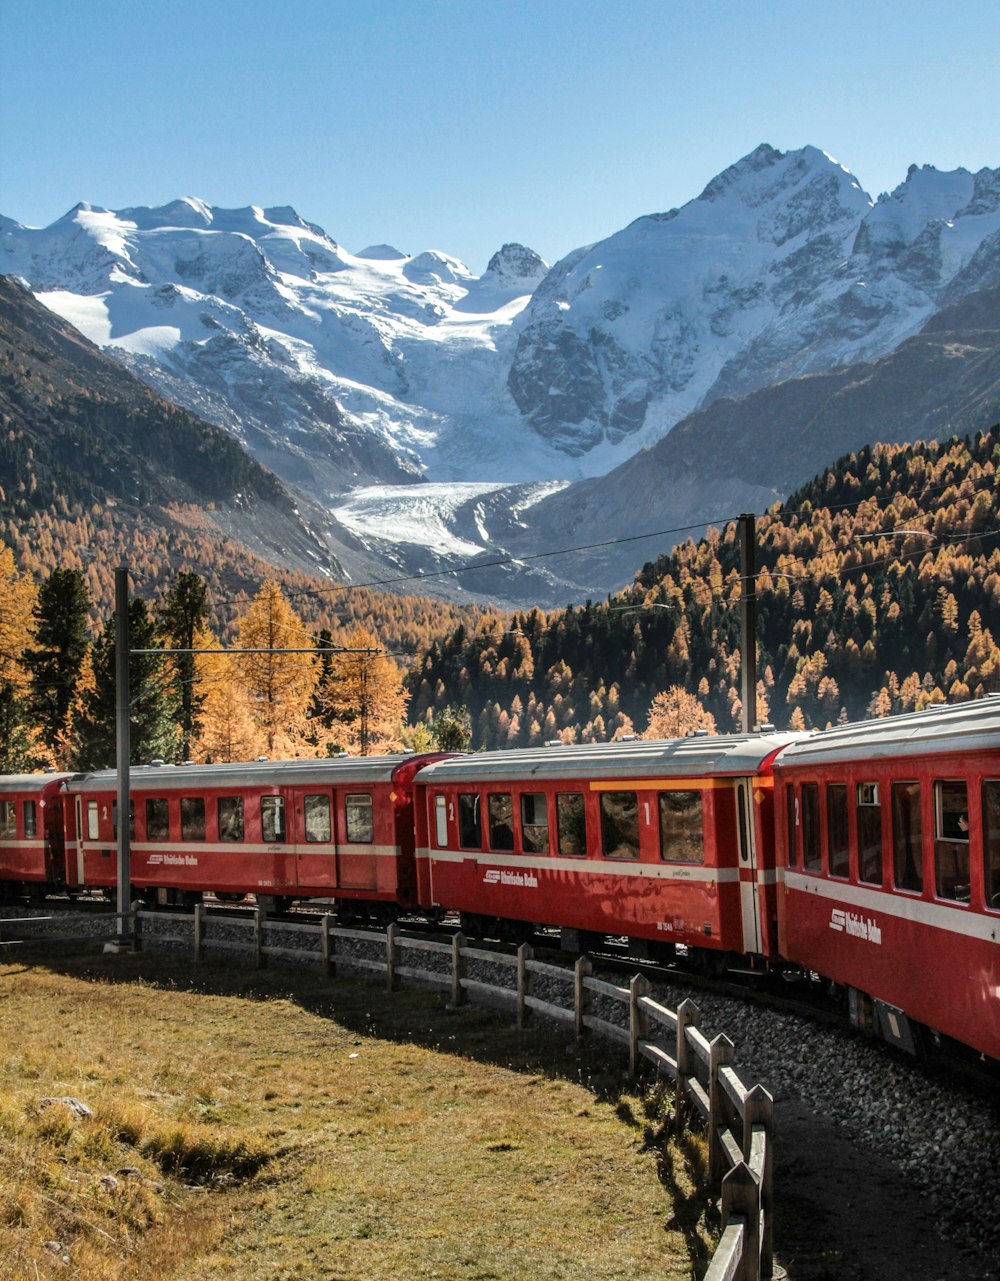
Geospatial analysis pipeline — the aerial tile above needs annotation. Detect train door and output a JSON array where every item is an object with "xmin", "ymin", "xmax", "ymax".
[
  {"xmin": 336, "ymin": 790, "xmax": 378, "ymax": 891},
  {"xmin": 74, "ymin": 796, "xmax": 85, "ymax": 886},
  {"xmin": 736, "ymin": 778, "xmax": 762, "ymax": 953},
  {"xmin": 294, "ymin": 788, "xmax": 338, "ymax": 892},
  {"xmin": 43, "ymin": 797, "xmax": 64, "ymax": 885}
]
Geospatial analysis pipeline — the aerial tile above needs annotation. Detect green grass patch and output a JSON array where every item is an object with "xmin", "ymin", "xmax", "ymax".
[{"xmin": 0, "ymin": 952, "xmax": 713, "ymax": 1279}]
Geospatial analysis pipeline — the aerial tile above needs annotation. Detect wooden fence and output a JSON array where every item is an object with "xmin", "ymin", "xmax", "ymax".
[{"xmin": 5, "ymin": 905, "xmax": 777, "ymax": 1281}]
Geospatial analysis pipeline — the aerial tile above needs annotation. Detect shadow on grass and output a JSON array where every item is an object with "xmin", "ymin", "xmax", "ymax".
[{"xmin": 22, "ymin": 946, "xmax": 720, "ymax": 1274}]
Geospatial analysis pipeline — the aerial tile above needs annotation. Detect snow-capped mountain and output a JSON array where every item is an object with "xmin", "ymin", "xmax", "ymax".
[
  {"xmin": 0, "ymin": 199, "xmax": 556, "ymax": 499},
  {"xmin": 508, "ymin": 145, "xmax": 1000, "ymax": 461},
  {"xmin": 3, "ymin": 144, "xmax": 1000, "ymax": 602}
]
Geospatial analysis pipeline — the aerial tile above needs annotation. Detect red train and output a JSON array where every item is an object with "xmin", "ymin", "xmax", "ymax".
[
  {"xmin": 774, "ymin": 697, "xmax": 1000, "ymax": 1063},
  {"xmin": 0, "ymin": 699, "xmax": 998, "ymax": 1064}
]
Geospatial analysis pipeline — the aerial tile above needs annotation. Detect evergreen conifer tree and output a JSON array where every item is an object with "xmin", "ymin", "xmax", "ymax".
[
  {"xmin": 158, "ymin": 570, "xmax": 208, "ymax": 761},
  {"xmin": 26, "ymin": 567, "xmax": 90, "ymax": 763},
  {"xmin": 70, "ymin": 599, "xmax": 179, "ymax": 769}
]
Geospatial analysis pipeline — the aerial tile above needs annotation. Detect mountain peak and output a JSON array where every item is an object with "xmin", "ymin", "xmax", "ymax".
[
  {"xmin": 484, "ymin": 243, "xmax": 548, "ymax": 284},
  {"xmin": 697, "ymin": 143, "xmax": 784, "ymax": 201},
  {"xmin": 355, "ymin": 244, "xmax": 408, "ymax": 260}
]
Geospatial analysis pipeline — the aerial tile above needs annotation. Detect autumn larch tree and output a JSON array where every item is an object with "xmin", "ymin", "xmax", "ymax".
[
  {"xmin": 319, "ymin": 626, "xmax": 409, "ymax": 756},
  {"xmin": 235, "ymin": 581, "xmax": 317, "ymax": 758},
  {"xmin": 191, "ymin": 626, "xmax": 263, "ymax": 763},
  {"xmin": 642, "ymin": 686, "xmax": 717, "ymax": 740},
  {"xmin": 0, "ymin": 545, "xmax": 40, "ymax": 771}
]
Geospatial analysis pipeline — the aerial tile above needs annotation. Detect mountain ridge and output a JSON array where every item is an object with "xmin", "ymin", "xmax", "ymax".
[{"xmin": 4, "ymin": 143, "xmax": 1000, "ymax": 605}]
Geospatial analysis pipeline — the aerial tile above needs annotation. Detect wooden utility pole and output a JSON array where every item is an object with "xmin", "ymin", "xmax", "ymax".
[
  {"xmin": 738, "ymin": 513, "xmax": 757, "ymax": 734},
  {"xmin": 114, "ymin": 564, "xmax": 132, "ymax": 944}
]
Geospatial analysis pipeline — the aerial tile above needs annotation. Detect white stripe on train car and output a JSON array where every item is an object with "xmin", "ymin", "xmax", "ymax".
[
  {"xmin": 79, "ymin": 842, "xmax": 401, "ymax": 860},
  {"xmin": 784, "ymin": 870, "xmax": 1000, "ymax": 945},
  {"xmin": 417, "ymin": 847, "xmax": 739, "ymax": 884}
]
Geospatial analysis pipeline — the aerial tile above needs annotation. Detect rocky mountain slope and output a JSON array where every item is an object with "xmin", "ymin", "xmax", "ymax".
[
  {"xmin": 516, "ymin": 282, "xmax": 1000, "ymax": 595},
  {"xmin": 0, "ymin": 274, "xmax": 343, "ymax": 578}
]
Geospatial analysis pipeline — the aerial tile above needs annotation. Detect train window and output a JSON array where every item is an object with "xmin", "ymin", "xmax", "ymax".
[
  {"xmin": 488, "ymin": 793, "xmax": 515, "ymax": 852},
  {"xmin": 434, "ymin": 795, "xmax": 448, "ymax": 847},
  {"xmin": 145, "ymin": 798, "xmax": 170, "ymax": 841},
  {"xmin": 520, "ymin": 793, "xmax": 549, "ymax": 854},
  {"xmin": 785, "ymin": 784, "xmax": 798, "ymax": 868},
  {"xmin": 600, "ymin": 792, "xmax": 640, "ymax": 860},
  {"xmin": 0, "ymin": 801, "xmax": 15, "ymax": 837},
  {"xmin": 935, "ymin": 780, "xmax": 969, "ymax": 842},
  {"xmin": 217, "ymin": 796, "xmax": 244, "ymax": 842},
  {"xmin": 23, "ymin": 800, "xmax": 36, "ymax": 838},
  {"xmin": 856, "ymin": 784, "xmax": 883, "ymax": 885},
  {"xmin": 983, "ymin": 782, "xmax": 1000, "ymax": 911},
  {"xmin": 345, "ymin": 795, "xmax": 374, "ymax": 843},
  {"xmin": 556, "ymin": 793, "xmax": 587, "ymax": 856},
  {"xmin": 658, "ymin": 790, "xmax": 704, "ymax": 863},
  {"xmin": 304, "ymin": 794, "xmax": 331, "ymax": 843},
  {"xmin": 261, "ymin": 796, "xmax": 286, "ymax": 843},
  {"xmin": 181, "ymin": 797, "xmax": 206, "ymax": 841},
  {"xmin": 458, "ymin": 794, "xmax": 481, "ymax": 849},
  {"xmin": 88, "ymin": 800, "xmax": 100, "ymax": 840},
  {"xmin": 934, "ymin": 780, "xmax": 969, "ymax": 902},
  {"xmin": 891, "ymin": 783, "xmax": 923, "ymax": 893},
  {"xmin": 801, "ymin": 783, "xmax": 821, "ymax": 871},
  {"xmin": 826, "ymin": 784, "xmax": 849, "ymax": 878}
]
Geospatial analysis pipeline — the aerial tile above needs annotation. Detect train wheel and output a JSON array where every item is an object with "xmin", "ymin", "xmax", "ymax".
[
  {"xmin": 370, "ymin": 903, "xmax": 399, "ymax": 927},
  {"xmin": 337, "ymin": 900, "xmax": 363, "ymax": 926},
  {"xmin": 499, "ymin": 919, "xmax": 534, "ymax": 946},
  {"xmin": 686, "ymin": 947, "xmax": 727, "ymax": 978},
  {"xmin": 459, "ymin": 912, "xmax": 485, "ymax": 937}
]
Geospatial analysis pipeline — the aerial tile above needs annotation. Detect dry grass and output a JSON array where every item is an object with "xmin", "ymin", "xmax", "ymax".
[{"xmin": 0, "ymin": 952, "xmax": 713, "ymax": 1280}]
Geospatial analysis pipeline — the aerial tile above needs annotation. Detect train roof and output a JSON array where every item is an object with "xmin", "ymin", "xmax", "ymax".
[
  {"xmin": 0, "ymin": 773, "xmax": 72, "ymax": 794},
  {"xmin": 776, "ymin": 696, "xmax": 1000, "ymax": 768},
  {"xmin": 414, "ymin": 731, "xmax": 804, "ymax": 784},
  {"xmin": 62, "ymin": 754, "xmax": 435, "ymax": 792}
]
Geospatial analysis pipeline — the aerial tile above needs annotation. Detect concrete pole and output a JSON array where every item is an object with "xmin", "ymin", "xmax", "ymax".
[
  {"xmin": 115, "ymin": 565, "xmax": 132, "ymax": 945},
  {"xmin": 739, "ymin": 513, "xmax": 757, "ymax": 734}
]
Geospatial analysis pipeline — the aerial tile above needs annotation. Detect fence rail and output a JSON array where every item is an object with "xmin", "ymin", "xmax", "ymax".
[{"xmin": 4, "ymin": 906, "xmax": 776, "ymax": 1280}]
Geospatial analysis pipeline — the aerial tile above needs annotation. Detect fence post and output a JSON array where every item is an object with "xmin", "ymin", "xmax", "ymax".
[
  {"xmin": 193, "ymin": 902, "xmax": 204, "ymax": 962},
  {"xmin": 321, "ymin": 913, "xmax": 333, "ymax": 977},
  {"xmin": 629, "ymin": 973, "xmax": 651, "ymax": 1078},
  {"xmin": 516, "ymin": 942, "xmax": 533, "ymax": 1029},
  {"xmin": 708, "ymin": 1033, "xmax": 736, "ymax": 1184},
  {"xmin": 130, "ymin": 901, "xmax": 141, "ymax": 950},
  {"xmin": 386, "ymin": 922, "xmax": 400, "ymax": 992},
  {"xmin": 675, "ymin": 998, "xmax": 700, "ymax": 1135},
  {"xmin": 721, "ymin": 1161, "xmax": 761, "ymax": 1281},
  {"xmin": 744, "ymin": 1084, "xmax": 774, "ymax": 1279},
  {"xmin": 574, "ymin": 955, "xmax": 592, "ymax": 1041},
  {"xmin": 450, "ymin": 931, "xmax": 467, "ymax": 1007},
  {"xmin": 253, "ymin": 907, "xmax": 263, "ymax": 969}
]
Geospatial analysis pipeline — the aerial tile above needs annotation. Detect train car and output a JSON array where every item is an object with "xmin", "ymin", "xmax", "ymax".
[
  {"xmin": 60, "ymin": 754, "xmax": 448, "ymax": 917},
  {"xmin": 0, "ymin": 773, "xmax": 72, "ymax": 903},
  {"xmin": 413, "ymin": 732, "xmax": 801, "ymax": 963},
  {"xmin": 775, "ymin": 697, "xmax": 1000, "ymax": 1063}
]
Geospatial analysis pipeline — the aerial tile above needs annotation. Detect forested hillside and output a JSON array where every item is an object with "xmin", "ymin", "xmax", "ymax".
[{"xmin": 408, "ymin": 428, "xmax": 1000, "ymax": 747}]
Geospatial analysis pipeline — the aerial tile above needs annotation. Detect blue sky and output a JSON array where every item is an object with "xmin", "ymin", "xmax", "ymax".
[{"xmin": 3, "ymin": 0, "xmax": 998, "ymax": 273}]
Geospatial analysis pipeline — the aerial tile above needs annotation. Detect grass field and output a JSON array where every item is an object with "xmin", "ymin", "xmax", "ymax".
[{"xmin": 0, "ymin": 951, "xmax": 714, "ymax": 1280}]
